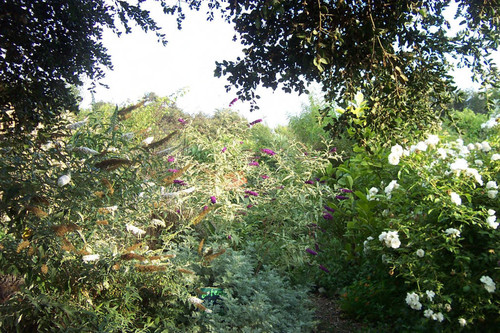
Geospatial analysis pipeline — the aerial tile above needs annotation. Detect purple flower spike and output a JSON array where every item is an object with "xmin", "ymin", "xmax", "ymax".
[
  {"xmin": 173, "ymin": 179, "xmax": 186, "ymax": 186},
  {"xmin": 329, "ymin": 147, "xmax": 337, "ymax": 153},
  {"xmin": 178, "ymin": 118, "xmax": 186, "ymax": 124},
  {"xmin": 203, "ymin": 205, "xmax": 208, "ymax": 211},
  {"xmin": 247, "ymin": 204, "xmax": 254, "ymax": 208},
  {"xmin": 324, "ymin": 205, "xmax": 335, "ymax": 213},
  {"xmin": 340, "ymin": 188, "xmax": 353, "ymax": 193},
  {"xmin": 229, "ymin": 98, "xmax": 238, "ymax": 107},
  {"xmin": 228, "ymin": 235, "xmax": 232, "ymax": 240},
  {"xmin": 315, "ymin": 243, "xmax": 320, "ymax": 252},
  {"xmin": 249, "ymin": 161, "xmax": 260, "ymax": 166},
  {"xmin": 221, "ymin": 147, "xmax": 227, "ymax": 153},
  {"xmin": 210, "ymin": 196, "xmax": 217, "ymax": 204},
  {"xmin": 335, "ymin": 195, "xmax": 349, "ymax": 200},
  {"xmin": 306, "ymin": 248, "xmax": 318, "ymax": 255},
  {"xmin": 323, "ymin": 212, "xmax": 333, "ymax": 220},
  {"xmin": 305, "ymin": 180, "xmax": 315, "ymax": 184},
  {"xmin": 245, "ymin": 190, "xmax": 259, "ymax": 197},
  {"xmin": 261, "ymin": 148, "xmax": 276, "ymax": 156},
  {"xmin": 319, "ymin": 264, "xmax": 330, "ymax": 273},
  {"xmin": 249, "ymin": 119, "xmax": 263, "ymax": 126}
]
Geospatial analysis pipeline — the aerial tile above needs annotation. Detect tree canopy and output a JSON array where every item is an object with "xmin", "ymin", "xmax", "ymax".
[
  {"xmin": 214, "ymin": 0, "xmax": 499, "ymax": 141},
  {"xmin": 1, "ymin": 0, "xmax": 499, "ymax": 136}
]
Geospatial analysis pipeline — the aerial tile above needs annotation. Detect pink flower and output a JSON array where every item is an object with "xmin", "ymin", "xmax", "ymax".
[
  {"xmin": 249, "ymin": 119, "xmax": 263, "ymax": 126},
  {"xmin": 210, "ymin": 196, "xmax": 217, "ymax": 204},
  {"xmin": 221, "ymin": 147, "xmax": 227, "ymax": 153},
  {"xmin": 249, "ymin": 161, "xmax": 259, "ymax": 166},
  {"xmin": 261, "ymin": 148, "xmax": 276, "ymax": 156},
  {"xmin": 261, "ymin": 175, "xmax": 269, "ymax": 179},
  {"xmin": 245, "ymin": 190, "xmax": 259, "ymax": 196},
  {"xmin": 319, "ymin": 265, "xmax": 330, "ymax": 273},
  {"xmin": 173, "ymin": 179, "xmax": 186, "ymax": 186},
  {"xmin": 178, "ymin": 118, "xmax": 186, "ymax": 124},
  {"xmin": 167, "ymin": 156, "xmax": 175, "ymax": 162},
  {"xmin": 306, "ymin": 248, "xmax": 318, "ymax": 255},
  {"xmin": 229, "ymin": 98, "xmax": 238, "ymax": 107},
  {"xmin": 323, "ymin": 212, "xmax": 333, "ymax": 220}
]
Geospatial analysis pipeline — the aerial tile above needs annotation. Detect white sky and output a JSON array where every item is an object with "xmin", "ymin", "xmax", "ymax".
[{"xmin": 79, "ymin": 2, "xmax": 484, "ymax": 128}]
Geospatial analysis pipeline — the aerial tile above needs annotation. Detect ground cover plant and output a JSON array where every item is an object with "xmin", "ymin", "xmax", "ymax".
[{"xmin": 0, "ymin": 96, "xmax": 337, "ymax": 331}]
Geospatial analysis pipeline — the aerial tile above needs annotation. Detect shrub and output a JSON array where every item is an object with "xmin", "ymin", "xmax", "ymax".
[{"xmin": 316, "ymin": 125, "xmax": 500, "ymax": 331}]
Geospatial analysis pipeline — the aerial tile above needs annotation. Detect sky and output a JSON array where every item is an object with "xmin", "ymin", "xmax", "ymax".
[{"xmin": 79, "ymin": 2, "xmax": 483, "ymax": 128}]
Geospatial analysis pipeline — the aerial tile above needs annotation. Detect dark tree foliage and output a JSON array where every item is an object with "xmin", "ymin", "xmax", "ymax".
[
  {"xmin": 1, "ymin": 0, "xmax": 498, "ymax": 139},
  {"xmin": 0, "ymin": 0, "xmax": 214, "ymax": 133},
  {"xmin": 213, "ymin": 0, "xmax": 499, "ymax": 141}
]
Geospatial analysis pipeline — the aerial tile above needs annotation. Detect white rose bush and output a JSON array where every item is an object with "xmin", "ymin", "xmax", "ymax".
[{"xmin": 318, "ymin": 125, "xmax": 499, "ymax": 331}]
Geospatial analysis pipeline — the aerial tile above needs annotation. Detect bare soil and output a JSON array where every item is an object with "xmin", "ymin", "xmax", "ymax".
[{"xmin": 311, "ymin": 293, "xmax": 368, "ymax": 333}]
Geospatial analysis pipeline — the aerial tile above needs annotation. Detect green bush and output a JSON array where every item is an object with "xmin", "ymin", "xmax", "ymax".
[{"xmin": 316, "ymin": 124, "xmax": 500, "ymax": 331}]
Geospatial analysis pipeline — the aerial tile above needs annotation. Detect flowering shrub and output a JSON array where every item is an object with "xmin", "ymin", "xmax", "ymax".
[
  {"xmin": 318, "ymin": 124, "xmax": 500, "ymax": 330},
  {"xmin": 0, "ymin": 100, "xmax": 333, "ymax": 331}
]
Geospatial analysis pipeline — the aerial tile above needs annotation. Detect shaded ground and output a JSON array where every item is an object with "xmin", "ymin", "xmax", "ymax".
[{"xmin": 311, "ymin": 293, "xmax": 368, "ymax": 333}]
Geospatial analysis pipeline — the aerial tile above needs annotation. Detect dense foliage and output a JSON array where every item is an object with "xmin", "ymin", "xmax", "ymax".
[
  {"xmin": 310, "ymin": 99, "xmax": 500, "ymax": 332},
  {"xmin": 214, "ymin": 0, "xmax": 499, "ymax": 141},
  {"xmin": 0, "ymin": 97, "xmax": 333, "ymax": 331}
]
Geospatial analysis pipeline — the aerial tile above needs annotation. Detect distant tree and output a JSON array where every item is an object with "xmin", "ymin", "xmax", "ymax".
[{"xmin": 451, "ymin": 88, "xmax": 500, "ymax": 114}]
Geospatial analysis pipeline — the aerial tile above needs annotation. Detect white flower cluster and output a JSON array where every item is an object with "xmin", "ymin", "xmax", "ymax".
[
  {"xmin": 416, "ymin": 249, "xmax": 425, "ymax": 257},
  {"xmin": 82, "ymin": 254, "xmax": 100, "ymax": 262},
  {"xmin": 480, "ymin": 275, "xmax": 496, "ymax": 293},
  {"xmin": 486, "ymin": 181, "xmax": 498, "ymax": 199},
  {"xmin": 449, "ymin": 192, "xmax": 462, "ymax": 206},
  {"xmin": 384, "ymin": 180, "xmax": 399, "ymax": 199},
  {"xmin": 57, "ymin": 174, "xmax": 71, "ymax": 187},
  {"xmin": 142, "ymin": 136, "xmax": 154, "ymax": 146},
  {"xmin": 486, "ymin": 209, "xmax": 498, "ymax": 229},
  {"xmin": 367, "ymin": 187, "xmax": 378, "ymax": 201},
  {"xmin": 126, "ymin": 224, "xmax": 146, "ymax": 237},
  {"xmin": 481, "ymin": 114, "xmax": 500, "ymax": 129},
  {"xmin": 379, "ymin": 230, "xmax": 401, "ymax": 249},
  {"xmin": 405, "ymin": 292, "xmax": 422, "ymax": 310},
  {"xmin": 425, "ymin": 290, "xmax": 435, "ymax": 301},
  {"xmin": 151, "ymin": 219, "xmax": 166, "ymax": 227},
  {"xmin": 388, "ymin": 144, "xmax": 405, "ymax": 165},
  {"xmin": 449, "ymin": 158, "xmax": 483, "ymax": 185},
  {"xmin": 444, "ymin": 228, "xmax": 461, "ymax": 238},
  {"xmin": 423, "ymin": 309, "xmax": 444, "ymax": 322}
]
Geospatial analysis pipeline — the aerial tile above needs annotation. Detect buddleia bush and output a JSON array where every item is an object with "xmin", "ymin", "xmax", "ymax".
[{"xmin": 1, "ymin": 98, "xmax": 329, "ymax": 331}]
